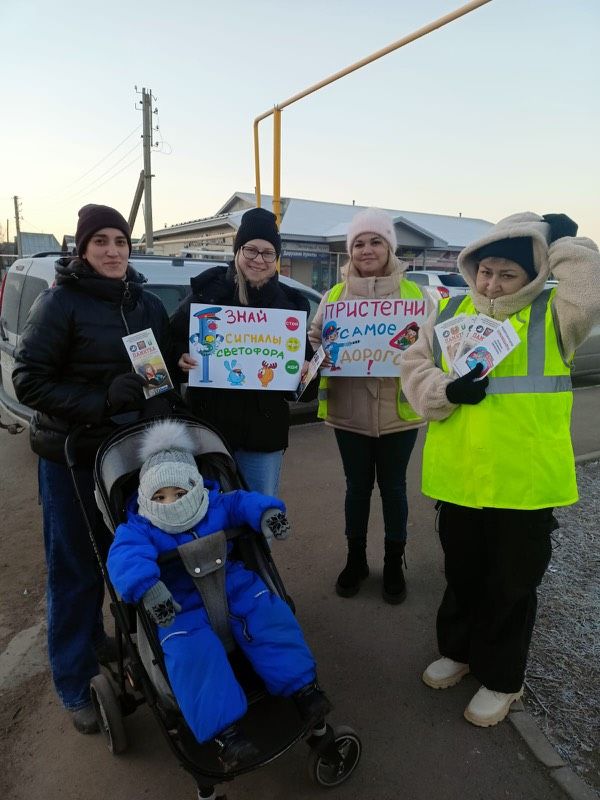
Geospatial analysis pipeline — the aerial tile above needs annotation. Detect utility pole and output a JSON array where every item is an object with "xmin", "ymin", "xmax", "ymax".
[
  {"xmin": 128, "ymin": 169, "xmax": 145, "ymax": 231},
  {"xmin": 142, "ymin": 88, "xmax": 154, "ymax": 254},
  {"xmin": 13, "ymin": 196, "xmax": 22, "ymax": 257}
]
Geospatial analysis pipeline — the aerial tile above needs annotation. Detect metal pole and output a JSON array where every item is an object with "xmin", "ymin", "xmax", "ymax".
[
  {"xmin": 253, "ymin": 119, "xmax": 262, "ymax": 208},
  {"xmin": 13, "ymin": 196, "xmax": 21, "ymax": 258},
  {"xmin": 128, "ymin": 169, "xmax": 145, "ymax": 230},
  {"xmin": 272, "ymin": 108, "xmax": 282, "ymax": 227},
  {"xmin": 253, "ymin": 0, "xmax": 493, "ymax": 208},
  {"xmin": 142, "ymin": 88, "xmax": 154, "ymax": 254}
]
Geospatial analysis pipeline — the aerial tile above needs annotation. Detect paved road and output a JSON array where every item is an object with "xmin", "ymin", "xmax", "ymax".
[{"xmin": 1, "ymin": 385, "xmax": 598, "ymax": 800}]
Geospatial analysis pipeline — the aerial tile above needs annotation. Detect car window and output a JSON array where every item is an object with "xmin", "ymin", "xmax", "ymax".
[
  {"xmin": 18, "ymin": 276, "xmax": 50, "ymax": 332},
  {"xmin": 438, "ymin": 274, "xmax": 467, "ymax": 288},
  {"xmin": 145, "ymin": 284, "xmax": 189, "ymax": 316},
  {"xmin": 1, "ymin": 273, "xmax": 26, "ymax": 333},
  {"xmin": 300, "ymin": 291, "xmax": 320, "ymax": 326},
  {"xmin": 405, "ymin": 273, "xmax": 429, "ymax": 285}
]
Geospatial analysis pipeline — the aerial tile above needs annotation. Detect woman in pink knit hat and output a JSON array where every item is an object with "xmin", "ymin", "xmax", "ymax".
[{"xmin": 309, "ymin": 207, "xmax": 426, "ymax": 604}]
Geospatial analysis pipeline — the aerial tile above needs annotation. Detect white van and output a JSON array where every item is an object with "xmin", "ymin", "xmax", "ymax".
[{"xmin": 0, "ymin": 253, "xmax": 322, "ymax": 427}]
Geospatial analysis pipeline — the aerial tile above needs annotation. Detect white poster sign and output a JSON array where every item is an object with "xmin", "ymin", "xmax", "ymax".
[
  {"xmin": 187, "ymin": 304, "xmax": 306, "ymax": 391},
  {"xmin": 320, "ymin": 297, "xmax": 427, "ymax": 377}
]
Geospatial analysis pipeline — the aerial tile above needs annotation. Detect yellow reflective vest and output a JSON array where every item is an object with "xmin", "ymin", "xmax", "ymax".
[
  {"xmin": 317, "ymin": 279, "xmax": 423, "ymax": 423},
  {"xmin": 422, "ymin": 290, "xmax": 578, "ymax": 510}
]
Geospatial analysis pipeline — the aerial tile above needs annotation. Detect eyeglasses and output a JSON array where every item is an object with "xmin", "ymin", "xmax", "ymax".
[{"xmin": 241, "ymin": 245, "xmax": 277, "ymax": 263}]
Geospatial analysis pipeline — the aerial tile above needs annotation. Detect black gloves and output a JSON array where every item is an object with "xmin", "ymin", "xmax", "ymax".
[
  {"xmin": 445, "ymin": 363, "xmax": 489, "ymax": 405},
  {"xmin": 542, "ymin": 213, "xmax": 578, "ymax": 243},
  {"xmin": 106, "ymin": 372, "xmax": 146, "ymax": 413}
]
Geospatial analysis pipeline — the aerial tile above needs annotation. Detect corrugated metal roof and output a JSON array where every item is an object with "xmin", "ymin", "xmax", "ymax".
[
  {"xmin": 153, "ymin": 192, "xmax": 493, "ymax": 250},
  {"xmin": 19, "ymin": 233, "xmax": 61, "ymax": 256}
]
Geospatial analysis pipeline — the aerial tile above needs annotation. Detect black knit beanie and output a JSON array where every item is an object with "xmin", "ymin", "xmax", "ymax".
[
  {"xmin": 475, "ymin": 237, "xmax": 536, "ymax": 281},
  {"xmin": 75, "ymin": 204, "xmax": 132, "ymax": 256},
  {"xmin": 233, "ymin": 208, "xmax": 281, "ymax": 257}
]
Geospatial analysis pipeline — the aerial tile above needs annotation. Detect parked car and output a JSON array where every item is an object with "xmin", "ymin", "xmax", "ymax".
[
  {"xmin": 0, "ymin": 253, "xmax": 322, "ymax": 427},
  {"xmin": 405, "ymin": 269, "xmax": 469, "ymax": 299}
]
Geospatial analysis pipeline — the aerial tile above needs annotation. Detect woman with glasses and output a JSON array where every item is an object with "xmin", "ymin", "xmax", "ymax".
[{"xmin": 171, "ymin": 207, "xmax": 313, "ymax": 498}]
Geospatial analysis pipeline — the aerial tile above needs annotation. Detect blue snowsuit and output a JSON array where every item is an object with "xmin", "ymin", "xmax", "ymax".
[{"xmin": 107, "ymin": 483, "xmax": 316, "ymax": 742}]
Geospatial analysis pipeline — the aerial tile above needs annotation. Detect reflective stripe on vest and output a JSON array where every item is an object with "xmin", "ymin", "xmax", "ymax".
[
  {"xmin": 422, "ymin": 288, "xmax": 577, "ymax": 510},
  {"xmin": 317, "ymin": 279, "xmax": 423, "ymax": 422}
]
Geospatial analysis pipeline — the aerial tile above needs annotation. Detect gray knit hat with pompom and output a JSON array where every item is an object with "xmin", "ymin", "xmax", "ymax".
[{"xmin": 137, "ymin": 420, "xmax": 209, "ymax": 534}]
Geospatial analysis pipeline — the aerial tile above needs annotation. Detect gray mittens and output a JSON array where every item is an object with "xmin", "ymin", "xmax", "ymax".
[
  {"xmin": 261, "ymin": 509, "xmax": 291, "ymax": 541},
  {"xmin": 142, "ymin": 580, "xmax": 182, "ymax": 627}
]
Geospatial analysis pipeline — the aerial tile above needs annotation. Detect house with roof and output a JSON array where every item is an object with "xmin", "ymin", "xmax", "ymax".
[
  {"xmin": 147, "ymin": 192, "xmax": 493, "ymax": 292},
  {"xmin": 18, "ymin": 232, "xmax": 61, "ymax": 257}
]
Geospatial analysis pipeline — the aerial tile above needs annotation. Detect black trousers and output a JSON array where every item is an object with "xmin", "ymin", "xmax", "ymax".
[
  {"xmin": 334, "ymin": 428, "xmax": 418, "ymax": 543},
  {"xmin": 436, "ymin": 503, "xmax": 554, "ymax": 693}
]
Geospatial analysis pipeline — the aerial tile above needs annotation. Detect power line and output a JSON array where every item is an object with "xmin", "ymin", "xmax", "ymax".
[
  {"xmin": 60, "ymin": 141, "xmax": 141, "ymax": 203},
  {"xmin": 37, "ymin": 124, "xmax": 142, "ymax": 200},
  {"xmin": 65, "ymin": 153, "xmax": 143, "ymax": 204}
]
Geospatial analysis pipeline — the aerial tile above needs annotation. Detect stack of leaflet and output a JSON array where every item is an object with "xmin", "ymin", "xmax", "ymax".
[{"xmin": 434, "ymin": 314, "xmax": 521, "ymax": 377}]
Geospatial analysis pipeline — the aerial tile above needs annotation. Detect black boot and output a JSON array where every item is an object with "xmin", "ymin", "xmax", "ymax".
[
  {"xmin": 293, "ymin": 681, "xmax": 333, "ymax": 728},
  {"xmin": 382, "ymin": 540, "xmax": 407, "ymax": 604},
  {"xmin": 336, "ymin": 538, "xmax": 369, "ymax": 597},
  {"xmin": 215, "ymin": 724, "xmax": 259, "ymax": 771}
]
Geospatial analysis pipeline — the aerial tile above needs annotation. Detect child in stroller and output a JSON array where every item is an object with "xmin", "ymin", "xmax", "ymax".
[{"xmin": 107, "ymin": 419, "xmax": 332, "ymax": 771}]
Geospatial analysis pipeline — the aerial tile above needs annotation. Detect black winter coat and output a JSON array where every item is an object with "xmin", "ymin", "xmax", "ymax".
[
  {"xmin": 13, "ymin": 258, "xmax": 175, "ymax": 465},
  {"xmin": 170, "ymin": 265, "xmax": 313, "ymax": 452}
]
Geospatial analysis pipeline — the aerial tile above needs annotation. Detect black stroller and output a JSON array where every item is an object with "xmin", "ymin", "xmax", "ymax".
[{"xmin": 66, "ymin": 414, "xmax": 362, "ymax": 799}]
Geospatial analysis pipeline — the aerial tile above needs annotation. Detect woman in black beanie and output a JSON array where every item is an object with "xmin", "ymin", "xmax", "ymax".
[
  {"xmin": 13, "ymin": 203, "xmax": 176, "ymax": 735},
  {"xmin": 171, "ymin": 207, "xmax": 314, "ymax": 498}
]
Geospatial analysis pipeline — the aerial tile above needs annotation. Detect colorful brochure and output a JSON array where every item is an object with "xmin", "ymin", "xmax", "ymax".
[
  {"xmin": 434, "ymin": 314, "xmax": 470, "ymax": 367},
  {"xmin": 453, "ymin": 319, "xmax": 521, "ymax": 378},
  {"xmin": 294, "ymin": 346, "xmax": 325, "ymax": 400},
  {"xmin": 122, "ymin": 328, "xmax": 173, "ymax": 398}
]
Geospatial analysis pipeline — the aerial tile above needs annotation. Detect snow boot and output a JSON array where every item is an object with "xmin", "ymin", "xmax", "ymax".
[
  {"xmin": 464, "ymin": 686, "xmax": 523, "ymax": 727},
  {"xmin": 215, "ymin": 724, "xmax": 259, "ymax": 771},
  {"xmin": 293, "ymin": 681, "xmax": 333, "ymax": 728},
  {"xmin": 335, "ymin": 538, "xmax": 369, "ymax": 597},
  {"xmin": 382, "ymin": 540, "xmax": 407, "ymax": 604}
]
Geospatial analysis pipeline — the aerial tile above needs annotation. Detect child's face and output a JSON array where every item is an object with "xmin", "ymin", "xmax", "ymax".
[
  {"xmin": 476, "ymin": 257, "xmax": 530, "ymax": 299},
  {"xmin": 151, "ymin": 486, "xmax": 188, "ymax": 504}
]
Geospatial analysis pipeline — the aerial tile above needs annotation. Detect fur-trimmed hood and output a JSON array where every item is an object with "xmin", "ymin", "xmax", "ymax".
[{"xmin": 458, "ymin": 212, "xmax": 553, "ymax": 318}]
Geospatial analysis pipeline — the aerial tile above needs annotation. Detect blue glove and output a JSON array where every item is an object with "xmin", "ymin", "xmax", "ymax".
[
  {"xmin": 142, "ymin": 580, "xmax": 182, "ymax": 627},
  {"xmin": 261, "ymin": 509, "xmax": 291, "ymax": 541}
]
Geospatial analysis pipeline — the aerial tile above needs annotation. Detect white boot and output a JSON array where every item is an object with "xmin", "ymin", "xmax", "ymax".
[
  {"xmin": 464, "ymin": 686, "xmax": 523, "ymax": 727},
  {"xmin": 422, "ymin": 657, "xmax": 470, "ymax": 689}
]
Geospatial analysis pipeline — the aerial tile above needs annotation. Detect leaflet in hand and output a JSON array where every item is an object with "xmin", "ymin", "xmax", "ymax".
[
  {"xmin": 453, "ymin": 319, "xmax": 521, "ymax": 378},
  {"xmin": 122, "ymin": 328, "xmax": 173, "ymax": 398},
  {"xmin": 434, "ymin": 314, "xmax": 470, "ymax": 366},
  {"xmin": 294, "ymin": 346, "xmax": 325, "ymax": 400}
]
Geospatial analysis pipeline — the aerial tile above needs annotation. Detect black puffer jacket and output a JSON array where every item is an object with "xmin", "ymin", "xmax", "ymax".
[
  {"xmin": 170, "ymin": 265, "xmax": 313, "ymax": 452},
  {"xmin": 13, "ymin": 257, "xmax": 175, "ymax": 465}
]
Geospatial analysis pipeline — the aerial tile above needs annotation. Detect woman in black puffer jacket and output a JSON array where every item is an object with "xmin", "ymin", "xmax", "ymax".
[
  {"xmin": 171, "ymin": 208, "xmax": 314, "ymax": 498},
  {"xmin": 12, "ymin": 204, "xmax": 176, "ymax": 735}
]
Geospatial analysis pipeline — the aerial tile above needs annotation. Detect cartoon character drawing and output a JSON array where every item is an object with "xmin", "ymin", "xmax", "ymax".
[
  {"xmin": 224, "ymin": 360, "xmax": 246, "ymax": 386},
  {"xmin": 393, "ymin": 321, "xmax": 420, "ymax": 351},
  {"xmin": 465, "ymin": 346, "xmax": 494, "ymax": 376},
  {"xmin": 322, "ymin": 321, "xmax": 360, "ymax": 371},
  {"xmin": 190, "ymin": 306, "xmax": 224, "ymax": 383},
  {"xmin": 257, "ymin": 361, "xmax": 278, "ymax": 388}
]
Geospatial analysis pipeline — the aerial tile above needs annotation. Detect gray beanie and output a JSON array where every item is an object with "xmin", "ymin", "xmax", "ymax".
[{"xmin": 137, "ymin": 420, "xmax": 209, "ymax": 534}]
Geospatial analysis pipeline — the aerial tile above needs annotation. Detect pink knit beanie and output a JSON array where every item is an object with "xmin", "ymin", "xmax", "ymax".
[{"xmin": 346, "ymin": 208, "xmax": 398, "ymax": 254}]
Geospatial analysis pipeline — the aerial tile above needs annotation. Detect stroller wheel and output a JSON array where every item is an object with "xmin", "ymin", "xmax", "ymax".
[
  {"xmin": 90, "ymin": 674, "xmax": 128, "ymax": 754},
  {"xmin": 307, "ymin": 725, "xmax": 362, "ymax": 788}
]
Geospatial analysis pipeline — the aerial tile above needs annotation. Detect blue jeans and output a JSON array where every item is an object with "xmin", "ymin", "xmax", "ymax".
[
  {"xmin": 334, "ymin": 428, "xmax": 418, "ymax": 544},
  {"xmin": 234, "ymin": 449, "xmax": 284, "ymax": 497},
  {"xmin": 38, "ymin": 458, "xmax": 108, "ymax": 711}
]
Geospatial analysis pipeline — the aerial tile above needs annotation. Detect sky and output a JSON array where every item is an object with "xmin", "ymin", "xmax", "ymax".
[{"xmin": 2, "ymin": 0, "xmax": 599, "ymax": 246}]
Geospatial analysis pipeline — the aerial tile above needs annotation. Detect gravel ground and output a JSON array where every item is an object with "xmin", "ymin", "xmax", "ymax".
[{"xmin": 525, "ymin": 459, "xmax": 600, "ymax": 794}]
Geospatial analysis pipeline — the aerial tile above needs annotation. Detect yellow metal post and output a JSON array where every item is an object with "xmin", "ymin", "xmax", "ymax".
[
  {"xmin": 272, "ymin": 107, "xmax": 282, "ymax": 228},
  {"xmin": 253, "ymin": 118, "xmax": 261, "ymax": 208},
  {"xmin": 252, "ymin": 0, "xmax": 493, "ymax": 210}
]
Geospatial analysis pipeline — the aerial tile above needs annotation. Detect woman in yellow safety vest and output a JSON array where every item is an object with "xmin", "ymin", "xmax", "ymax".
[
  {"xmin": 309, "ymin": 208, "xmax": 426, "ymax": 604},
  {"xmin": 400, "ymin": 212, "xmax": 600, "ymax": 727}
]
